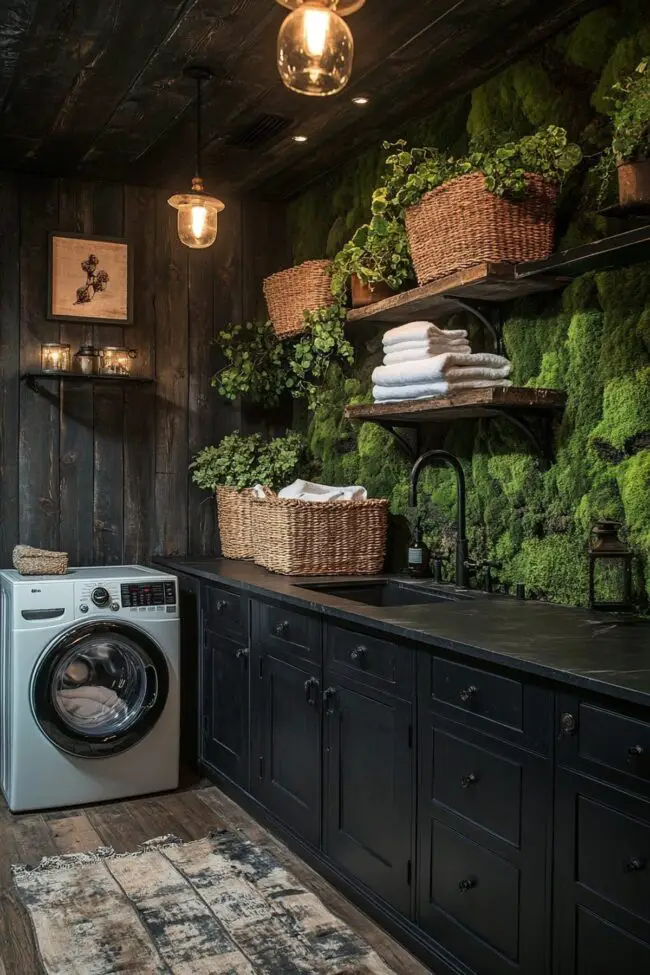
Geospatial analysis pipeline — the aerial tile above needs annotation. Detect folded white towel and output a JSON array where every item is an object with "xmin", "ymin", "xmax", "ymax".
[
  {"xmin": 383, "ymin": 321, "xmax": 468, "ymax": 347},
  {"xmin": 373, "ymin": 379, "xmax": 512, "ymax": 403},
  {"xmin": 383, "ymin": 337, "xmax": 470, "ymax": 353},
  {"xmin": 384, "ymin": 342, "xmax": 471, "ymax": 366},
  {"xmin": 277, "ymin": 479, "xmax": 368, "ymax": 502},
  {"xmin": 372, "ymin": 352, "xmax": 511, "ymax": 388}
]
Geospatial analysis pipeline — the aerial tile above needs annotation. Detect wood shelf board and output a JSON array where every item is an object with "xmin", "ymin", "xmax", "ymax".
[
  {"xmin": 21, "ymin": 371, "xmax": 154, "ymax": 384},
  {"xmin": 345, "ymin": 387, "xmax": 566, "ymax": 426},
  {"xmin": 515, "ymin": 225, "xmax": 650, "ymax": 280},
  {"xmin": 346, "ymin": 263, "xmax": 565, "ymax": 326}
]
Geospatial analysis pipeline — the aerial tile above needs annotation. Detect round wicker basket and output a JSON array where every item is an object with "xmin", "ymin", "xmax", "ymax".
[
  {"xmin": 263, "ymin": 260, "xmax": 334, "ymax": 339},
  {"xmin": 405, "ymin": 172, "xmax": 557, "ymax": 285}
]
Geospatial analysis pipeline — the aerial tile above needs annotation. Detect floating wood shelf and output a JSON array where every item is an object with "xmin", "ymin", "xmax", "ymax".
[
  {"xmin": 345, "ymin": 387, "xmax": 566, "ymax": 462},
  {"xmin": 346, "ymin": 262, "xmax": 564, "ymax": 326},
  {"xmin": 347, "ymin": 225, "xmax": 650, "ymax": 329},
  {"xmin": 22, "ymin": 371, "xmax": 154, "ymax": 385}
]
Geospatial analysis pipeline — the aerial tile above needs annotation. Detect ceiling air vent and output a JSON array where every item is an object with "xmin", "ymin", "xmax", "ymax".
[{"xmin": 226, "ymin": 113, "xmax": 293, "ymax": 151}]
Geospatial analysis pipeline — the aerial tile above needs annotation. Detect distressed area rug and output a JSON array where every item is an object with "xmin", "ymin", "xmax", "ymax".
[{"xmin": 12, "ymin": 830, "xmax": 396, "ymax": 975}]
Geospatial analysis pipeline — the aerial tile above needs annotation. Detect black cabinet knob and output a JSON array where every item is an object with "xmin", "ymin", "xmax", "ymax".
[
  {"xmin": 235, "ymin": 647, "xmax": 249, "ymax": 660},
  {"xmin": 304, "ymin": 677, "xmax": 319, "ymax": 706},
  {"xmin": 458, "ymin": 877, "xmax": 477, "ymax": 893},
  {"xmin": 459, "ymin": 685, "xmax": 477, "ymax": 704},
  {"xmin": 624, "ymin": 856, "xmax": 646, "ymax": 873},
  {"xmin": 275, "ymin": 620, "xmax": 289, "ymax": 636},
  {"xmin": 215, "ymin": 600, "xmax": 227, "ymax": 613},
  {"xmin": 323, "ymin": 687, "xmax": 337, "ymax": 715},
  {"xmin": 627, "ymin": 745, "xmax": 646, "ymax": 760},
  {"xmin": 460, "ymin": 772, "xmax": 479, "ymax": 789},
  {"xmin": 560, "ymin": 712, "xmax": 577, "ymax": 736},
  {"xmin": 350, "ymin": 645, "xmax": 367, "ymax": 664}
]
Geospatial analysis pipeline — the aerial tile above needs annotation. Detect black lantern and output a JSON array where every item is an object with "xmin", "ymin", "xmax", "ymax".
[{"xmin": 588, "ymin": 520, "xmax": 634, "ymax": 611}]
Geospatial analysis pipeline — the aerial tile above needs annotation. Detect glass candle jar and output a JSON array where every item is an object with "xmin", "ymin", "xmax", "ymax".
[
  {"xmin": 41, "ymin": 342, "xmax": 71, "ymax": 373},
  {"xmin": 73, "ymin": 345, "xmax": 100, "ymax": 376},
  {"xmin": 100, "ymin": 347, "xmax": 137, "ymax": 376}
]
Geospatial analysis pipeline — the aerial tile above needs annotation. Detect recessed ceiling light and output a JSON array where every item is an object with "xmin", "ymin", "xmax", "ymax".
[
  {"xmin": 352, "ymin": 96, "xmax": 369, "ymax": 106},
  {"xmin": 292, "ymin": 134, "xmax": 308, "ymax": 143}
]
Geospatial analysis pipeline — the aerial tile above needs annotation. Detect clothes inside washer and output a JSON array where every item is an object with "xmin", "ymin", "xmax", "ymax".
[{"xmin": 57, "ymin": 686, "xmax": 127, "ymax": 725}]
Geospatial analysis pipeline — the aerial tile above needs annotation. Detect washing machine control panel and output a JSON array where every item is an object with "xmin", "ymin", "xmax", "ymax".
[{"xmin": 120, "ymin": 580, "xmax": 177, "ymax": 608}]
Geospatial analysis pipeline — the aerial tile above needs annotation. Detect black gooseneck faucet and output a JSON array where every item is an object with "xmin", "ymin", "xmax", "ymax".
[{"xmin": 409, "ymin": 449, "xmax": 470, "ymax": 589}]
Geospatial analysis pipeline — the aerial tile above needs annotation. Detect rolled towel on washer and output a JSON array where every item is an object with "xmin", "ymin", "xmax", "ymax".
[
  {"xmin": 373, "ymin": 378, "xmax": 512, "ymax": 403},
  {"xmin": 372, "ymin": 352, "xmax": 511, "ymax": 388},
  {"xmin": 382, "ymin": 321, "xmax": 468, "ymax": 347}
]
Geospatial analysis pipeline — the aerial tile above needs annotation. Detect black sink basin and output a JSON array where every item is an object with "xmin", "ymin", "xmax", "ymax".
[{"xmin": 296, "ymin": 579, "xmax": 461, "ymax": 608}]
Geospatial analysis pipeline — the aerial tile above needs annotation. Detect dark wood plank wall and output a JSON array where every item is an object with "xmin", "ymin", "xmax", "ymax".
[{"xmin": 0, "ymin": 171, "xmax": 289, "ymax": 568}]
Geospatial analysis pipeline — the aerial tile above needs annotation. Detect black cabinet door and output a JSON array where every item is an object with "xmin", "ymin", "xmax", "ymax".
[
  {"xmin": 553, "ymin": 767, "xmax": 650, "ymax": 975},
  {"xmin": 202, "ymin": 628, "xmax": 250, "ymax": 790},
  {"xmin": 252, "ymin": 647, "xmax": 322, "ymax": 847},
  {"xmin": 324, "ymin": 681, "xmax": 413, "ymax": 916}
]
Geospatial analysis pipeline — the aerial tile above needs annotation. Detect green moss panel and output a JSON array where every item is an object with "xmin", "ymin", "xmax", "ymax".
[{"xmin": 292, "ymin": 0, "xmax": 650, "ymax": 608}]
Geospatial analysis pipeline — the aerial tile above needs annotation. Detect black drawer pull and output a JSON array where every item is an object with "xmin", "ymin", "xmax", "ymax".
[
  {"xmin": 460, "ymin": 772, "xmax": 479, "ymax": 789},
  {"xmin": 215, "ymin": 600, "xmax": 228, "ymax": 612},
  {"xmin": 627, "ymin": 745, "xmax": 646, "ymax": 760},
  {"xmin": 560, "ymin": 712, "xmax": 577, "ymax": 736},
  {"xmin": 350, "ymin": 645, "xmax": 367, "ymax": 664},
  {"xmin": 275, "ymin": 620, "xmax": 289, "ymax": 636},
  {"xmin": 624, "ymin": 857, "xmax": 647, "ymax": 873},
  {"xmin": 458, "ymin": 877, "xmax": 477, "ymax": 893},
  {"xmin": 304, "ymin": 677, "xmax": 319, "ymax": 706},
  {"xmin": 323, "ymin": 687, "xmax": 337, "ymax": 715},
  {"xmin": 459, "ymin": 685, "xmax": 478, "ymax": 704},
  {"xmin": 235, "ymin": 647, "xmax": 249, "ymax": 660}
]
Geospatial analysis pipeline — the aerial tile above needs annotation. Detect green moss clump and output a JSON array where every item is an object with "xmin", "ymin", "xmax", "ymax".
[
  {"xmin": 590, "ymin": 368, "xmax": 650, "ymax": 454},
  {"xmin": 562, "ymin": 8, "xmax": 619, "ymax": 73}
]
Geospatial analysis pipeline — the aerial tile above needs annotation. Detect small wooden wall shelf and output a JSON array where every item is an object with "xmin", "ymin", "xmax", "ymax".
[
  {"xmin": 22, "ymin": 371, "xmax": 154, "ymax": 385},
  {"xmin": 345, "ymin": 387, "xmax": 566, "ymax": 461},
  {"xmin": 514, "ymin": 225, "xmax": 650, "ymax": 281}
]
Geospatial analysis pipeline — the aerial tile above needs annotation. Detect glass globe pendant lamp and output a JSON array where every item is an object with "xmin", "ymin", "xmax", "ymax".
[
  {"xmin": 168, "ymin": 66, "xmax": 224, "ymax": 249},
  {"xmin": 276, "ymin": 0, "xmax": 366, "ymax": 97}
]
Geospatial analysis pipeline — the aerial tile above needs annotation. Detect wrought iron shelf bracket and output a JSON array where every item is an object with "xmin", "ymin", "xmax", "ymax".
[{"xmin": 443, "ymin": 296, "xmax": 505, "ymax": 356}]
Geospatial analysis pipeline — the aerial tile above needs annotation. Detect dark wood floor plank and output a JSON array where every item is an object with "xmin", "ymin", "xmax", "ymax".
[
  {"xmin": 0, "ymin": 890, "xmax": 43, "ymax": 975},
  {"xmin": 0, "ymin": 172, "xmax": 20, "ymax": 568},
  {"xmin": 46, "ymin": 814, "xmax": 104, "ymax": 854}
]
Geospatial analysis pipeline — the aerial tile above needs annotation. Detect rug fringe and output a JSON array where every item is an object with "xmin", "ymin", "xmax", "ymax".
[{"xmin": 12, "ymin": 834, "xmax": 185, "ymax": 875}]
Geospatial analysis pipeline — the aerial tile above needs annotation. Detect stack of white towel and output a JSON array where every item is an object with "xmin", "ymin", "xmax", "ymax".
[
  {"xmin": 372, "ymin": 321, "xmax": 512, "ymax": 403},
  {"xmin": 253, "ymin": 480, "xmax": 368, "ymax": 502}
]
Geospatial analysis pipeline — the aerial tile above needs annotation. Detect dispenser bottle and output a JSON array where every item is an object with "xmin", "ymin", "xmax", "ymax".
[{"xmin": 408, "ymin": 521, "xmax": 430, "ymax": 578}]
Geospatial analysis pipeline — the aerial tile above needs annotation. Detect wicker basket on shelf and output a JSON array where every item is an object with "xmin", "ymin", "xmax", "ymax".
[
  {"xmin": 215, "ymin": 486, "xmax": 255, "ymax": 560},
  {"xmin": 405, "ymin": 172, "xmax": 557, "ymax": 285},
  {"xmin": 251, "ymin": 493, "xmax": 388, "ymax": 576},
  {"xmin": 263, "ymin": 260, "xmax": 334, "ymax": 339},
  {"xmin": 12, "ymin": 545, "xmax": 68, "ymax": 576}
]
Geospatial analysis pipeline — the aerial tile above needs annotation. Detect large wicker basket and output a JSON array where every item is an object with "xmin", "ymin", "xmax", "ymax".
[
  {"xmin": 216, "ymin": 486, "xmax": 255, "ymax": 560},
  {"xmin": 251, "ymin": 494, "xmax": 388, "ymax": 576},
  {"xmin": 12, "ymin": 545, "xmax": 68, "ymax": 576},
  {"xmin": 405, "ymin": 172, "xmax": 557, "ymax": 285},
  {"xmin": 263, "ymin": 260, "xmax": 334, "ymax": 339}
]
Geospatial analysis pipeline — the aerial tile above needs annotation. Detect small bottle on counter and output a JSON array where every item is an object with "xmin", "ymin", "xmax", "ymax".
[{"xmin": 408, "ymin": 521, "xmax": 430, "ymax": 578}]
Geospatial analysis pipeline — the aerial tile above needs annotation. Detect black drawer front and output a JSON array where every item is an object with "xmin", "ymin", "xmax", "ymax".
[
  {"xmin": 577, "ymin": 795, "xmax": 650, "ymax": 923},
  {"xmin": 203, "ymin": 584, "xmax": 245, "ymax": 638},
  {"xmin": 254, "ymin": 601, "xmax": 320, "ymax": 660},
  {"xmin": 431, "ymin": 658, "xmax": 523, "ymax": 733},
  {"xmin": 325, "ymin": 623, "xmax": 411, "ymax": 694},
  {"xmin": 433, "ymin": 729, "xmax": 522, "ymax": 847},
  {"xmin": 577, "ymin": 703, "xmax": 650, "ymax": 782},
  {"xmin": 431, "ymin": 821, "xmax": 520, "ymax": 962},
  {"xmin": 576, "ymin": 907, "xmax": 650, "ymax": 975}
]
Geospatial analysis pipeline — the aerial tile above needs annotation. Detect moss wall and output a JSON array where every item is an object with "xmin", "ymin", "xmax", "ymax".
[{"xmin": 288, "ymin": 0, "xmax": 650, "ymax": 607}]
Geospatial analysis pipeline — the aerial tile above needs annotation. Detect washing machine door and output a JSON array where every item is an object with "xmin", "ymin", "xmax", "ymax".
[{"xmin": 31, "ymin": 620, "xmax": 170, "ymax": 758}]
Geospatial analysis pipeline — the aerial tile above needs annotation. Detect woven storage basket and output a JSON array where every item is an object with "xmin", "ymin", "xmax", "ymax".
[
  {"xmin": 12, "ymin": 545, "xmax": 68, "ymax": 576},
  {"xmin": 263, "ymin": 260, "xmax": 334, "ymax": 339},
  {"xmin": 251, "ymin": 494, "xmax": 388, "ymax": 576},
  {"xmin": 216, "ymin": 486, "xmax": 255, "ymax": 560},
  {"xmin": 405, "ymin": 172, "xmax": 557, "ymax": 285}
]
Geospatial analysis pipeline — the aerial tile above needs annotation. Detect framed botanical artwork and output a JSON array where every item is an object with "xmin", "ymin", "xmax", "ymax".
[{"xmin": 48, "ymin": 232, "xmax": 133, "ymax": 324}]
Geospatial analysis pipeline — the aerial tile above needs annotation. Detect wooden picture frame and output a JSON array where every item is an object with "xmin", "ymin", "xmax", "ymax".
[{"xmin": 48, "ymin": 232, "xmax": 134, "ymax": 324}]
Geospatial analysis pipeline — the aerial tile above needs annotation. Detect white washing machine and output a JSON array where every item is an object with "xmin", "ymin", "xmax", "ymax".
[{"xmin": 0, "ymin": 566, "xmax": 180, "ymax": 812}]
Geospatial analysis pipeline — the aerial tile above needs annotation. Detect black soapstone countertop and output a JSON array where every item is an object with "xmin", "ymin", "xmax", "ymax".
[{"xmin": 154, "ymin": 556, "xmax": 650, "ymax": 709}]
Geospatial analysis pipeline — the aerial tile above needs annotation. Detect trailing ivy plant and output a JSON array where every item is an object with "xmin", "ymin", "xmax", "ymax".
[
  {"xmin": 330, "ymin": 217, "xmax": 413, "ymax": 296},
  {"xmin": 189, "ymin": 431, "xmax": 307, "ymax": 493},
  {"xmin": 594, "ymin": 57, "xmax": 650, "ymax": 202},
  {"xmin": 212, "ymin": 320, "xmax": 287, "ymax": 406},
  {"xmin": 289, "ymin": 302, "xmax": 355, "ymax": 409},
  {"xmin": 372, "ymin": 125, "xmax": 582, "ymax": 215}
]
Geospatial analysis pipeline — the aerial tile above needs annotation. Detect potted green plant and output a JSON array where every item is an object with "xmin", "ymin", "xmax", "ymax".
[
  {"xmin": 373, "ymin": 126, "xmax": 581, "ymax": 285},
  {"xmin": 597, "ymin": 57, "xmax": 650, "ymax": 207},
  {"xmin": 330, "ymin": 217, "xmax": 413, "ymax": 308},
  {"xmin": 190, "ymin": 431, "xmax": 307, "ymax": 559}
]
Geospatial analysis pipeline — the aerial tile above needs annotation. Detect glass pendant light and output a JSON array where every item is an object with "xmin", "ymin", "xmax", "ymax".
[
  {"xmin": 276, "ymin": 0, "xmax": 366, "ymax": 97},
  {"xmin": 168, "ymin": 66, "xmax": 224, "ymax": 249}
]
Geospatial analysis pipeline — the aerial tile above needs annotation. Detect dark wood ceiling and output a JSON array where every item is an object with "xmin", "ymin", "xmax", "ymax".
[{"xmin": 0, "ymin": 0, "xmax": 602, "ymax": 200}]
